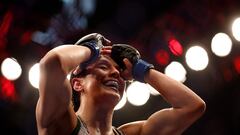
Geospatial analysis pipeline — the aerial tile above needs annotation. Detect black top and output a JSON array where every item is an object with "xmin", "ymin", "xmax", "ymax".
[{"xmin": 71, "ymin": 116, "xmax": 125, "ymax": 135}]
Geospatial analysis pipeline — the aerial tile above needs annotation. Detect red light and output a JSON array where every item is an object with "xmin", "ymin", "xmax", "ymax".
[
  {"xmin": 0, "ymin": 10, "xmax": 13, "ymax": 36},
  {"xmin": 155, "ymin": 49, "xmax": 169, "ymax": 66},
  {"xmin": 20, "ymin": 31, "xmax": 32, "ymax": 45},
  {"xmin": 233, "ymin": 56, "xmax": 240, "ymax": 74},
  {"xmin": 168, "ymin": 38, "xmax": 183, "ymax": 56},
  {"xmin": 0, "ymin": 77, "xmax": 17, "ymax": 101},
  {"xmin": 223, "ymin": 68, "xmax": 232, "ymax": 82},
  {"xmin": 0, "ymin": 10, "xmax": 13, "ymax": 48}
]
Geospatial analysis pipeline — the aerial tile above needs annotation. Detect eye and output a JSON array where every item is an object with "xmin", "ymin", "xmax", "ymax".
[{"xmin": 98, "ymin": 64, "xmax": 108, "ymax": 70}]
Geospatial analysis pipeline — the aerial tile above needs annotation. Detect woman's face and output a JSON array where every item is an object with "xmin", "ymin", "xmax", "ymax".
[{"xmin": 80, "ymin": 55, "xmax": 126, "ymax": 106}]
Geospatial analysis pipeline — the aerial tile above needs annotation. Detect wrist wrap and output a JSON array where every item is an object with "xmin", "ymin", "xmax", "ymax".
[
  {"xmin": 80, "ymin": 40, "xmax": 101, "ymax": 68},
  {"xmin": 133, "ymin": 59, "xmax": 154, "ymax": 83}
]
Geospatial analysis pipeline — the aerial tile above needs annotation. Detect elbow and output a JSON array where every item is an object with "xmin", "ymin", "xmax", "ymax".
[
  {"xmin": 192, "ymin": 99, "xmax": 206, "ymax": 119},
  {"xmin": 39, "ymin": 51, "xmax": 63, "ymax": 73},
  {"xmin": 199, "ymin": 100, "xmax": 206, "ymax": 115},
  {"xmin": 40, "ymin": 51, "xmax": 59, "ymax": 67}
]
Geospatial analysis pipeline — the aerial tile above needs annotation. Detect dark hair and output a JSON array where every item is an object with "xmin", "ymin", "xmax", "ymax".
[{"xmin": 70, "ymin": 68, "xmax": 88, "ymax": 112}]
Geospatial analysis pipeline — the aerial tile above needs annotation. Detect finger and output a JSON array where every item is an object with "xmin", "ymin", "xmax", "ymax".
[
  {"xmin": 101, "ymin": 46, "xmax": 112, "ymax": 54},
  {"xmin": 102, "ymin": 46, "xmax": 111, "ymax": 49},
  {"xmin": 101, "ymin": 50, "xmax": 111, "ymax": 55},
  {"xmin": 102, "ymin": 46, "xmax": 112, "ymax": 50},
  {"xmin": 123, "ymin": 58, "xmax": 133, "ymax": 70},
  {"xmin": 72, "ymin": 66, "xmax": 81, "ymax": 75},
  {"xmin": 121, "ymin": 58, "xmax": 133, "ymax": 80}
]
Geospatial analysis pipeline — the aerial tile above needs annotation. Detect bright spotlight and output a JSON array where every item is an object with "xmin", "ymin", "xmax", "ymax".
[
  {"xmin": 28, "ymin": 63, "xmax": 40, "ymax": 89},
  {"xmin": 232, "ymin": 17, "xmax": 240, "ymax": 41},
  {"xmin": 185, "ymin": 46, "xmax": 209, "ymax": 71},
  {"xmin": 1, "ymin": 58, "xmax": 22, "ymax": 80},
  {"xmin": 126, "ymin": 81, "xmax": 150, "ymax": 106},
  {"xmin": 211, "ymin": 33, "xmax": 232, "ymax": 57},
  {"xmin": 114, "ymin": 91, "xmax": 127, "ymax": 110},
  {"xmin": 164, "ymin": 61, "xmax": 186, "ymax": 82}
]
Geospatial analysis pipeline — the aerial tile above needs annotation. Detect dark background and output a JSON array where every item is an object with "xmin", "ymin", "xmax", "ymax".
[{"xmin": 0, "ymin": 0, "xmax": 240, "ymax": 134}]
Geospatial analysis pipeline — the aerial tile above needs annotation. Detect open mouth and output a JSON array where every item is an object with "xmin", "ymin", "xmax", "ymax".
[{"xmin": 103, "ymin": 80, "xmax": 120, "ymax": 93}]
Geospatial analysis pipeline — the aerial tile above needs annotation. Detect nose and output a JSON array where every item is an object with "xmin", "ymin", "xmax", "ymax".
[{"xmin": 109, "ymin": 66, "xmax": 120, "ymax": 78}]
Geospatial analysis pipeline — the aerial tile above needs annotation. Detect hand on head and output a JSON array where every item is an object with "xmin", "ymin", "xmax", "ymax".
[{"xmin": 73, "ymin": 33, "xmax": 153, "ymax": 83}]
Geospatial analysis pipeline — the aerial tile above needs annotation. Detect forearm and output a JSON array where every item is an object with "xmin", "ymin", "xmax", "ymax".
[
  {"xmin": 145, "ymin": 69, "xmax": 205, "ymax": 110},
  {"xmin": 37, "ymin": 45, "xmax": 91, "ymax": 126},
  {"xmin": 40, "ymin": 45, "xmax": 91, "ymax": 75}
]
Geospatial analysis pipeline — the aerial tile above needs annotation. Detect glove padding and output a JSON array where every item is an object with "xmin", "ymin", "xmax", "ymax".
[
  {"xmin": 111, "ymin": 44, "xmax": 154, "ymax": 82},
  {"xmin": 75, "ymin": 33, "xmax": 111, "ymax": 46},
  {"xmin": 75, "ymin": 33, "xmax": 111, "ymax": 68},
  {"xmin": 111, "ymin": 44, "xmax": 140, "ymax": 70}
]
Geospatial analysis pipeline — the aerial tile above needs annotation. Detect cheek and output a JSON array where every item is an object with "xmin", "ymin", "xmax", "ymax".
[
  {"xmin": 119, "ymin": 81, "xmax": 126, "ymax": 96},
  {"xmin": 83, "ymin": 75, "xmax": 100, "ymax": 92},
  {"xmin": 83, "ymin": 70, "xmax": 107, "ymax": 92},
  {"xmin": 92, "ymin": 69, "xmax": 108, "ymax": 80}
]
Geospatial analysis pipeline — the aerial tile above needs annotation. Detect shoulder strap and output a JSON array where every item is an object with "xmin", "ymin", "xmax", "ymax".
[
  {"xmin": 112, "ymin": 126, "xmax": 125, "ymax": 135},
  {"xmin": 70, "ymin": 117, "xmax": 81, "ymax": 135}
]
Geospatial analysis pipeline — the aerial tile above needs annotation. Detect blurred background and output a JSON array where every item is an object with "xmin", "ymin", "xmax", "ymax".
[{"xmin": 0, "ymin": 0, "xmax": 240, "ymax": 134}]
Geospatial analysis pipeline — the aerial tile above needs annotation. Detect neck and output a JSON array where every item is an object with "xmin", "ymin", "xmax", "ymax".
[{"xmin": 76, "ymin": 100, "xmax": 115, "ymax": 134}]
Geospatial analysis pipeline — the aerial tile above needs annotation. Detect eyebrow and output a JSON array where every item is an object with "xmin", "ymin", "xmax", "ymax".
[{"xmin": 97, "ymin": 58, "xmax": 121, "ymax": 71}]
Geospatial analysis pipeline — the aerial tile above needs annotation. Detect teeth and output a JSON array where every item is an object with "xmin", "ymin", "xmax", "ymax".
[{"xmin": 104, "ymin": 80, "xmax": 119, "ymax": 92}]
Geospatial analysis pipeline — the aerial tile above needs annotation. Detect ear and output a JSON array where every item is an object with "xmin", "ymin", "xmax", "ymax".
[{"xmin": 71, "ymin": 78, "xmax": 84, "ymax": 92}]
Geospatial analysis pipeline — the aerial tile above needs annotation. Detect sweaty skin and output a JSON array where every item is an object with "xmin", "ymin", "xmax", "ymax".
[{"xmin": 36, "ymin": 44, "xmax": 206, "ymax": 135}]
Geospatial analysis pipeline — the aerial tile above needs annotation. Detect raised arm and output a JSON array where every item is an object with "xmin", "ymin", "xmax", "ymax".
[
  {"xmin": 113, "ymin": 44, "xmax": 206, "ymax": 135},
  {"xmin": 36, "ymin": 45, "xmax": 91, "ymax": 128},
  {"xmin": 36, "ymin": 33, "xmax": 111, "ymax": 134},
  {"xmin": 141, "ymin": 69, "xmax": 206, "ymax": 135}
]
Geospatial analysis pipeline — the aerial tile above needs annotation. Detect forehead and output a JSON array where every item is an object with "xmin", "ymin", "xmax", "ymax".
[{"xmin": 97, "ymin": 55, "xmax": 118, "ymax": 66}]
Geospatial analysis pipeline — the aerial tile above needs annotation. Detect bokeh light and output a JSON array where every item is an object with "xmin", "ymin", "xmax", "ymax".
[
  {"xmin": 126, "ymin": 81, "xmax": 150, "ymax": 106},
  {"xmin": 211, "ymin": 32, "xmax": 232, "ymax": 57},
  {"xmin": 155, "ymin": 49, "xmax": 170, "ymax": 66},
  {"xmin": 233, "ymin": 56, "xmax": 240, "ymax": 74},
  {"xmin": 114, "ymin": 91, "xmax": 127, "ymax": 110},
  {"xmin": 1, "ymin": 58, "xmax": 22, "ymax": 80},
  {"xmin": 168, "ymin": 38, "xmax": 183, "ymax": 56},
  {"xmin": 232, "ymin": 17, "xmax": 240, "ymax": 41},
  {"xmin": 28, "ymin": 63, "xmax": 40, "ymax": 89},
  {"xmin": 0, "ymin": 77, "xmax": 16, "ymax": 101},
  {"xmin": 185, "ymin": 46, "xmax": 209, "ymax": 71},
  {"xmin": 164, "ymin": 61, "xmax": 187, "ymax": 82}
]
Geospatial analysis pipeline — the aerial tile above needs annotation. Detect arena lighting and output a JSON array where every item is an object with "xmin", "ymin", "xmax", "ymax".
[
  {"xmin": 1, "ymin": 57, "xmax": 22, "ymax": 80},
  {"xmin": 232, "ymin": 17, "xmax": 240, "ymax": 41},
  {"xmin": 28, "ymin": 63, "xmax": 40, "ymax": 89},
  {"xmin": 164, "ymin": 61, "xmax": 186, "ymax": 82},
  {"xmin": 0, "ymin": 77, "xmax": 16, "ymax": 101},
  {"xmin": 168, "ymin": 38, "xmax": 183, "ymax": 56},
  {"xmin": 185, "ymin": 46, "xmax": 209, "ymax": 71},
  {"xmin": 126, "ymin": 81, "xmax": 150, "ymax": 106},
  {"xmin": 211, "ymin": 33, "xmax": 232, "ymax": 57},
  {"xmin": 155, "ymin": 49, "xmax": 170, "ymax": 66},
  {"xmin": 114, "ymin": 91, "xmax": 127, "ymax": 110},
  {"xmin": 233, "ymin": 56, "xmax": 240, "ymax": 74}
]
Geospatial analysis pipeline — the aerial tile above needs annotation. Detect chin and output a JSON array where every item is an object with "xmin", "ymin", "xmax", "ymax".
[{"xmin": 99, "ymin": 91, "xmax": 121, "ymax": 106}]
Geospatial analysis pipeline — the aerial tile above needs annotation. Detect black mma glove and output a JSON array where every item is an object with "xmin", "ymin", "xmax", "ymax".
[
  {"xmin": 111, "ymin": 44, "xmax": 154, "ymax": 83},
  {"xmin": 75, "ymin": 33, "xmax": 111, "ymax": 68}
]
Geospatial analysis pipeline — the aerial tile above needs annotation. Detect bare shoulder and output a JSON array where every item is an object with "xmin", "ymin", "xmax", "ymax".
[
  {"xmin": 117, "ymin": 106, "xmax": 204, "ymax": 135},
  {"xmin": 118, "ymin": 120, "xmax": 145, "ymax": 135}
]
